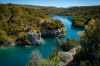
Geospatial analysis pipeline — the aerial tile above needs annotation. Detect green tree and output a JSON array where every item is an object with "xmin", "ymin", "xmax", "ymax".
[{"xmin": 74, "ymin": 19, "xmax": 100, "ymax": 66}]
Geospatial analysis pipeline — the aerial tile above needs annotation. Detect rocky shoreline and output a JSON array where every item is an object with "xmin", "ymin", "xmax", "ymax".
[
  {"xmin": 59, "ymin": 45, "xmax": 81, "ymax": 66},
  {"xmin": 0, "ymin": 16, "xmax": 66, "ymax": 47}
]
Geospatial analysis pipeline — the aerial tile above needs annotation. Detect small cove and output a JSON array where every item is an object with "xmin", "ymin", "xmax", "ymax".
[{"xmin": 0, "ymin": 15, "xmax": 83, "ymax": 66}]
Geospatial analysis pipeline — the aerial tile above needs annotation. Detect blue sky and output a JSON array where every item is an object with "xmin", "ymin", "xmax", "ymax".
[{"xmin": 0, "ymin": 0, "xmax": 100, "ymax": 7}]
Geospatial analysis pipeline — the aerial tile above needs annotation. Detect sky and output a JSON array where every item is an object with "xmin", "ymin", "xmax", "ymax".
[{"xmin": 0, "ymin": 0, "xmax": 100, "ymax": 7}]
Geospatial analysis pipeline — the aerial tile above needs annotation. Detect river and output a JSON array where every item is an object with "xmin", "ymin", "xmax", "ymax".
[{"xmin": 0, "ymin": 15, "xmax": 83, "ymax": 66}]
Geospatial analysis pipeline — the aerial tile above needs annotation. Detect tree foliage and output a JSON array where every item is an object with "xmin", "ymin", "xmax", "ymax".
[{"xmin": 74, "ymin": 19, "xmax": 100, "ymax": 66}]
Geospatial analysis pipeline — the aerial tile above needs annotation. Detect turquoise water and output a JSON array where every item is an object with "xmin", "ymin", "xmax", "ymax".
[
  {"xmin": 52, "ymin": 15, "xmax": 83, "ymax": 40},
  {"xmin": 0, "ymin": 38, "xmax": 56, "ymax": 66},
  {"xmin": 0, "ymin": 15, "xmax": 82, "ymax": 66}
]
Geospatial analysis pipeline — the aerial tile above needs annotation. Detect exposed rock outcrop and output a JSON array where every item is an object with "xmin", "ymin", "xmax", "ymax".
[{"xmin": 59, "ymin": 46, "xmax": 81, "ymax": 66}]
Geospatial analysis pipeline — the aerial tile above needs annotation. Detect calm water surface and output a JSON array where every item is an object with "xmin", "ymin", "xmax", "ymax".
[{"xmin": 0, "ymin": 15, "xmax": 82, "ymax": 66}]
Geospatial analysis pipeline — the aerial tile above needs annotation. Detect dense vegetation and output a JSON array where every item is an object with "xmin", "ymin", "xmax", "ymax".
[
  {"xmin": 0, "ymin": 4, "xmax": 46, "ymax": 44},
  {"xmin": 37, "ymin": 18, "xmax": 100, "ymax": 66},
  {"xmin": 61, "ymin": 7, "xmax": 100, "ymax": 66},
  {"xmin": 48, "ymin": 5, "xmax": 100, "ymax": 28},
  {"xmin": 68, "ymin": 6, "xmax": 100, "ymax": 27},
  {"xmin": 0, "ymin": 3, "xmax": 64, "ymax": 46},
  {"xmin": 62, "ymin": 6, "xmax": 100, "ymax": 66},
  {"xmin": 58, "ymin": 6, "xmax": 100, "ymax": 66},
  {"xmin": 41, "ymin": 19, "xmax": 65, "ymax": 37},
  {"xmin": 0, "ymin": 3, "xmax": 100, "ymax": 66},
  {"xmin": 72, "ymin": 18, "xmax": 100, "ymax": 66}
]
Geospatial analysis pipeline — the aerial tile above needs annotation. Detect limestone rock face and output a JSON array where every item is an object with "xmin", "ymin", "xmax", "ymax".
[{"xmin": 59, "ymin": 46, "xmax": 81, "ymax": 66}]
